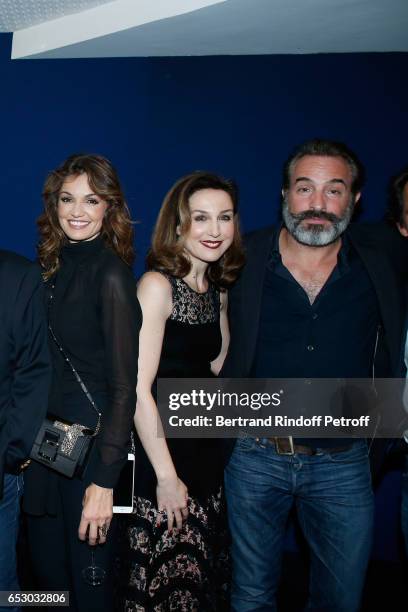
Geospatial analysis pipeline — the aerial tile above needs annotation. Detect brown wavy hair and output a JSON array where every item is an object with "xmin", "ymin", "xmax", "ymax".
[
  {"xmin": 147, "ymin": 171, "xmax": 245, "ymax": 287},
  {"xmin": 37, "ymin": 153, "xmax": 134, "ymax": 278}
]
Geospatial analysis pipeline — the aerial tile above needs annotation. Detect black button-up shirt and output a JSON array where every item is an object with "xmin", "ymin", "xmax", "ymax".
[{"xmin": 252, "ymin": 227, "xmax": 381, "ymax": 447}]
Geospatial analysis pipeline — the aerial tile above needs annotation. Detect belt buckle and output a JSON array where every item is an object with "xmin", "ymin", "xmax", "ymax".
[{"xmin": 274, "ymin": 436, "xmax": 295, "ymax": 455}]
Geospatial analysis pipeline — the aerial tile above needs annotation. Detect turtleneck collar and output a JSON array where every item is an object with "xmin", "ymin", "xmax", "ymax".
[{"xmin": 61, "ymin": 235, "xmax": 104, "ymax": 264}]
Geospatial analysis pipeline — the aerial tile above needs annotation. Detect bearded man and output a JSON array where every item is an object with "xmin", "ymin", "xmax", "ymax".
[{"xmin": 221, "ymin": 139, "xmax": 406, "ymax": 612}]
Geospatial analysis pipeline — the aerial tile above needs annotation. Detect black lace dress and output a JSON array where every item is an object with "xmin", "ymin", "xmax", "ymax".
[{"xmin": 118, "ymin": 275, "xmax": 230, "ymax": 611}]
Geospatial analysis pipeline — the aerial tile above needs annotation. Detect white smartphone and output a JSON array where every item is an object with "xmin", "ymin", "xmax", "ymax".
[{"xmin": 113, "ymin": 453, "xmax": 135, "ymax": 513}]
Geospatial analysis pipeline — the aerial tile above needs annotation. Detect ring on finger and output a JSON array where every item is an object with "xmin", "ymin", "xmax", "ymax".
[{"xmin": 98, "ymin": 523, "xmax": 108, "ymax": 538}]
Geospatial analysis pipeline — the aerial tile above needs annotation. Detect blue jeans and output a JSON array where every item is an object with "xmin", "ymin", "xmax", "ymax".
[
  {"xmin": 224, "ymin": 439, "xmax": 374, "ymax": 612},
  {"xmin": 0, "ymin": 473, "xmax": 23, "ymax": 612},
  {"xmin": 401, "ymin": 455, "xmax": 408, "ymax": 556}
]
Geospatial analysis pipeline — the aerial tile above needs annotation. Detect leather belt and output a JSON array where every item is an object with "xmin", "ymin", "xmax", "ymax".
[{"xmin": 264, "ymin": 437, "xmax": 353, "ymax": 456}]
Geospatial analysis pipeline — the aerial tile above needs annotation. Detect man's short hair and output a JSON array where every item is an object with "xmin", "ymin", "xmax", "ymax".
[
  {"xmin": 386, "ymin": 166, "xmax": 408, "ymax": 226},
  {"xmin": 282, "ymin": 139, "xmax": 365, "ymax": 195}
]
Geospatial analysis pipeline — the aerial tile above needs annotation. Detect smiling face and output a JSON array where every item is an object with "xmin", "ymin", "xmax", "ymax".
[
  {"xmin": 282, "ymin": 155, "xmax": 360, "ymax": 246},
  {"xmin": 57, "ymin": 173, "xmax": 108, "ymax": 242},
  {"xmin": 180, "ymin": 188, "xmax": 235, "ymax": 265}
]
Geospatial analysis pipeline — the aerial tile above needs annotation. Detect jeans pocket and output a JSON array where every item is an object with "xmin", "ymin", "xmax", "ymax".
[
  {"xmin": 326, "ymin": 442, "xmax": 369, "ymax": 463},
  {"xmin": 234, "ymin": 437, "xmax": 257, "ymax": 453}
]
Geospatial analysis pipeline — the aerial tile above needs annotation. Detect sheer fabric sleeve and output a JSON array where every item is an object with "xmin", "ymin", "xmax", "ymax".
[{"xmin": 89, "ymin": 259, "xmax": 141, "ymax": 488}]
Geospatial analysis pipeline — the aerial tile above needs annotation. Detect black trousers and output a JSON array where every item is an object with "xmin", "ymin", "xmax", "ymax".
[{"xmin": 25, "ymin": 473, "xmax": 118, "ymax": 612}]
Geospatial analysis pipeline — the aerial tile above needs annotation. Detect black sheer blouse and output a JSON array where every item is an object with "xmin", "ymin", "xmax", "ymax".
[{"xmin": 47, "ymin": 237, "xmax": 141, "ymax": 488}]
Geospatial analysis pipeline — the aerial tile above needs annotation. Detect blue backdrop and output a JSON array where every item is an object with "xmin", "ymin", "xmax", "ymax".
[{"xmin": 1, "ymin": 32, "xmax": 407, "ymax": 562}]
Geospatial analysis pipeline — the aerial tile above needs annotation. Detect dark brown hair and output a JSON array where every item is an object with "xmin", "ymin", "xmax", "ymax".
[
  {"xmin": 37, "ymin": 153, "xmax": 134, "ymax": 278},
  {"xmin": 282, "ymin": 138, "xmax": 365, "ymax": 195},
  {"xmin": 386, "ymin": 165, "xmax": 408, "ymax": 226},
  {"xmin": 147, "ymin": 171, "xmax": 245, "ymax": 287}
]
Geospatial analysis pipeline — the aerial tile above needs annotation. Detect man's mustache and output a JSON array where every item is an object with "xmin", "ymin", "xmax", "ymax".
[{"xmin": 291, "ymin": 209, "xmax": 340, "ymax": 224}]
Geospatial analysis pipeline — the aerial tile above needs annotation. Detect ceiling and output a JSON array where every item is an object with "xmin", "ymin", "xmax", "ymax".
[
  {"xmin": 1, "ymin": 0, "xmax": 407, "ymax": 60},
  {"xmin": 0, "ymin": 0, "xmax": 113, "ymax": 31}
]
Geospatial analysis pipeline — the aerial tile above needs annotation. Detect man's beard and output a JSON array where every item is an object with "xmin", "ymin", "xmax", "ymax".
[{"xmin": 281, "ymin": 197, "xmax": 355, "ymax": 247}]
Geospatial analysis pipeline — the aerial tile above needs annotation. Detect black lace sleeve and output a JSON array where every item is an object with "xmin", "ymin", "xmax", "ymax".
[{"xmin": 89, "ymin": 258, "xmax": 141, "ymax": 488}]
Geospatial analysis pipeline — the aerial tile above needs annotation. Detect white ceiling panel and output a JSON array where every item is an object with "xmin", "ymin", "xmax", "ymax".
[
  {"xmin": 11, "ymin": 0, "xmax": 227, "ymax": 59},
  {"xmin": 0, "ymin": 0, "xmax": 114, "ymax": 32},
  {"xmin": 5, "ymin": 0, "xmax": 408, "ymax": 58}
]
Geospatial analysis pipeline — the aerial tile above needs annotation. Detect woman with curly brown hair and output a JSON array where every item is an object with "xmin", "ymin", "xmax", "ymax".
[
  {"xmin": 119, "ymin": 171, "xmax": 245, "ymax": 610},
  {"xmin": 23, "ymin": 154, "xmax": 142, "ymax": 612}
]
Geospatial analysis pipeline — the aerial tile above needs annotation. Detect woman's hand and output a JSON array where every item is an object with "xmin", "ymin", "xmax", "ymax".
[
  {"xmin": 156, "ymin": 475, "xmax": 189, "ymax": 531},
  {"xmin": 78, "ymin": 483, "xmax": 113, "ymax": 545}
]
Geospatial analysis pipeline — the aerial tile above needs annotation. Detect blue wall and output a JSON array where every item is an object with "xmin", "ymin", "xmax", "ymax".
[
  {"xmin": 1, "ymin": 33, "xmax": 407, "ymax": 276},
  {"xmin": 1, "ymin": 33, "xmax": 407, "ymax": 561}
]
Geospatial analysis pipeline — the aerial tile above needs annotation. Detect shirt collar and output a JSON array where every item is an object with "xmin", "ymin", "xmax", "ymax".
[{"xmin": 269, "ymin": 224, "xmax": 352, "ymax": 273}]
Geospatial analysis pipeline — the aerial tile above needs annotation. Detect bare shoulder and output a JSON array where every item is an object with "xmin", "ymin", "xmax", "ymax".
[
  {"xmin": 138, "ymin": 271, "xmax": 172, "ymax": 294},
  {"xmin": 137, "ymin": 271, "xmax": 173, "ymax": 315}
]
